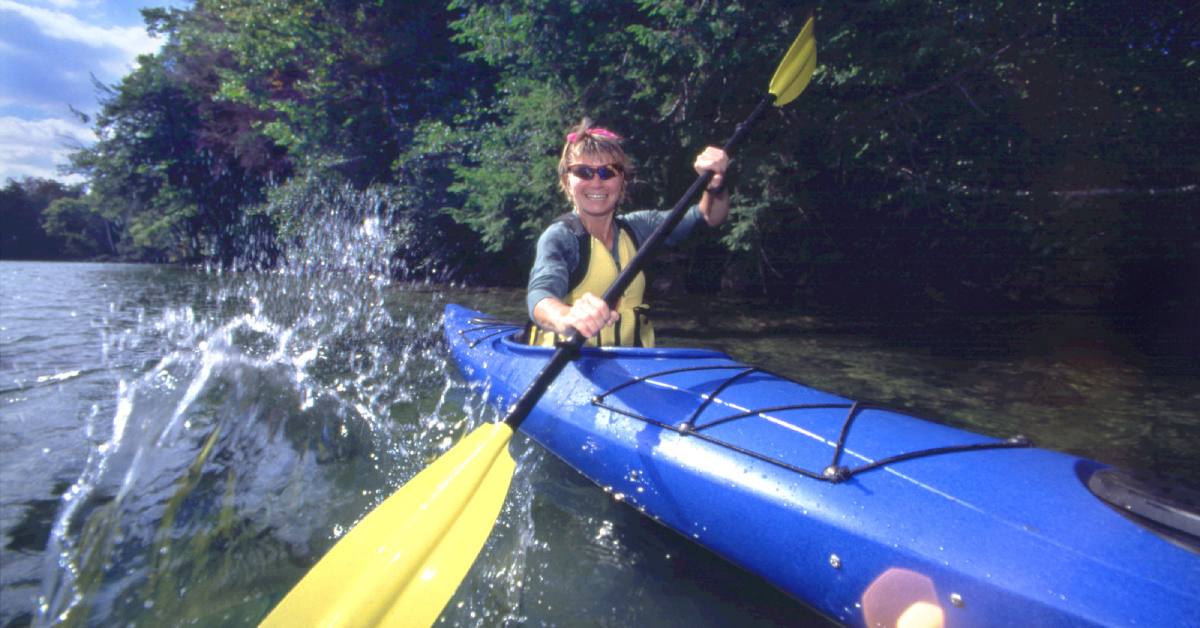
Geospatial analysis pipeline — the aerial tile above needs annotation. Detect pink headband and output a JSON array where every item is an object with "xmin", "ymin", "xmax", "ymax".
[{"xmin": 566, "ymin": 127, "xmax": 622, "ymax": 143}]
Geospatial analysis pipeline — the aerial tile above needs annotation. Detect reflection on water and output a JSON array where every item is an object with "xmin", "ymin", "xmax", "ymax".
[{"xmin": 652, "ymin": 297, "xmax": 1200, "ymax": 492}]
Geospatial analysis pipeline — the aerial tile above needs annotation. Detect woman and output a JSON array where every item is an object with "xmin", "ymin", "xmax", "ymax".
[{"xmin": 527, "ymin": 120, "xmax": 730, "ymax": 347}]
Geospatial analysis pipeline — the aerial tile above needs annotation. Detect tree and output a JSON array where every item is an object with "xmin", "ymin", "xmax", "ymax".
[
  {"xmin": 0, "ymin": 178, "xmax": 79, "ymax": 259},
  {"xmin": 67, "ymin": 7, "xmax": 288, "ymax": 263},
  {"xmin": 198, "ymin": 0, "xmax": 471, "ymax": 184},
  {"xmin": 42, "ymin": 196, "xmax": 121, "ymax": 258},
  {"xmin": 796, "ymin": 1, "xmax": 1200, "ymax": 308}
]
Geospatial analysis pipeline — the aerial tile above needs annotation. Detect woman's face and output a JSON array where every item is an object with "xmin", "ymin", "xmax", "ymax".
[{"xmin": 565, "ymin": 151, "xmax": 624, "ymax": 219}]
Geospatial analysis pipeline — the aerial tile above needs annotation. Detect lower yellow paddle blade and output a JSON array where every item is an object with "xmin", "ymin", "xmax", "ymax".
[
  {"xmin": 769, "ymin": 16, "xmax": 817, "ymax": 106},
  {"xmin": 261, "ymin": 422, "xmax": 516, "ymax": 628}
]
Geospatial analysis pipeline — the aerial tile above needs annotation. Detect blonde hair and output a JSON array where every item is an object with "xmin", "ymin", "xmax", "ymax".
[{"xmin": 557, "ymin": 118, "xmax": 633, "ymax": 200}]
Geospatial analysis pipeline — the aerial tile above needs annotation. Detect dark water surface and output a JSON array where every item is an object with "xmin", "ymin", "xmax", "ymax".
[{"xmin": 1, "ymin": 260, "xmax": 1196, "ymax": 627}]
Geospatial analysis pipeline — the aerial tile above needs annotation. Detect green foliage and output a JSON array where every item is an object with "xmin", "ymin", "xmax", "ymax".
[
  {"xmin": 441, "ymin": 0, "xmax": 813, "ymax": 261},
  {"xmin": 42, "ymin": 196, "xmax": 119, "ymax": 258},
  {"xmin": 802, "ymin": 2, "xmax": 1199, "ymax": 307},
  {"xmin": 65, "ymin": 8, "xmax": 287, "ymax": 263},
  {"xmin": 200, "ymin": 0, "xmax": 467, "ymax": 184},
  {"xmin": 0, "ymin": 178, "xmax": 80, "ymax": 259}
]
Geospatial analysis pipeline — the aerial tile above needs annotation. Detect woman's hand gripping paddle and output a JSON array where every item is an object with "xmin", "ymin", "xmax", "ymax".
[{"xmin": 261, "ymin": 16, "xmax": 817, "ymax": 628}]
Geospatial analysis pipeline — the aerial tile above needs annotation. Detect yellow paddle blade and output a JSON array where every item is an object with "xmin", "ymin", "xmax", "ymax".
[
  {"xmin": 769, "ymin": 15, "xmax": 817, "ymax": 106},
  {"xmin": 261, "ymin": 422, "xmax": 517, "ymax": 628}
]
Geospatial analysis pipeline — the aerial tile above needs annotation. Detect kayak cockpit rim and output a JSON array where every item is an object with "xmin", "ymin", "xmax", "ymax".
[
  {"xmin": 1087, "ymin": 466, "xmax": 1200, "ymax": 554},
  {"xmin": 457, "ymin": 315, "xmax": 732, "ymax": 359}
]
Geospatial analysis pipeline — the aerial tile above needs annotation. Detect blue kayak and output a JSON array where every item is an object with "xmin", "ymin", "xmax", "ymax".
[{"xmin": 443, "ymin": 304, "xmax": 1199, "ymax": 626}]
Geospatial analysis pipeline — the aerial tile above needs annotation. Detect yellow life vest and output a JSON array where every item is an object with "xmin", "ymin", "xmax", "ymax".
[{"xmin": 528, "ymin": 215, "xmax": 655, "ymax": 348}]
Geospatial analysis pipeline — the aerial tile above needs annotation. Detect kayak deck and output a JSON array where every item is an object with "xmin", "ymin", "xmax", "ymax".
[
  {"xmin": 446, "ymin": 304, "xmax": 1200, "ymax": 627},
  {"xmin": 590, "ymin": 361, "xmax": 1033, "ymax": 483}
]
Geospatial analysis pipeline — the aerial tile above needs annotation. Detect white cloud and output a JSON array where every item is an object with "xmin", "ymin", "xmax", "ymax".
[
  {"xmin": 0, "ymin": 0, "xmax": 175, "ymax": 182},
  {"xmin": 39, "ymin": 0, "xmax": 82, "ymax": 9},
  {"xmin": 0, "ymin": 115, "xmax": 94, "ymax": 183},
  {"xmin": 0, "ymin": 0, "xmax": 162, "ymax": 61}
]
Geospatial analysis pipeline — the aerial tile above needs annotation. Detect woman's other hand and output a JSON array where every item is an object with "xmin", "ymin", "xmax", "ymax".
[
  {"xmin": 695, "ymin": 146, "xmax": 731, "ymax": 227},
  {"xmin": 694, "ymin": 146, "xmax": 730, "ymax": 190},
  {"xmin": 534, "ymin": 293, "xmax": 619, "ymax": 339}
]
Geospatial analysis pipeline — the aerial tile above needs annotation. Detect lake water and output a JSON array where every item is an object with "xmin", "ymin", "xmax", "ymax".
[{"xmin": 1, "ymin": 257, "xmax": 1196, "ymax": 627}]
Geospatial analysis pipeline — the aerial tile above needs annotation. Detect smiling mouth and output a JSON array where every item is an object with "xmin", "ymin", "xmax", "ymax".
[{"xmin": 584, "ymin": 193, "xmax": 608, "ymax": 200}]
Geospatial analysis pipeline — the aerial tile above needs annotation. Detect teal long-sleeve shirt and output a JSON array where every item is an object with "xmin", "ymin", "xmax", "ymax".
[{"xmin": 526, "ymin": 205, "xmax": 706, "ymax": 319}]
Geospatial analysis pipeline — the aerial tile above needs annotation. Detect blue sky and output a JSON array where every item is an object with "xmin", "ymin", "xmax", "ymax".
[{"xmin": 1, "ymin": 0, "xmax": 187, "ymax": 184}]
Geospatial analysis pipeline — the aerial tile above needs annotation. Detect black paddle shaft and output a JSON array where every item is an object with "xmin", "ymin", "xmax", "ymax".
[{"xmin": 504, "ymin": 94, "xmax": 776, "ymax": 429}]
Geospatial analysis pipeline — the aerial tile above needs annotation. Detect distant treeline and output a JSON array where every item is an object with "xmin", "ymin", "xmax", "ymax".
[{"xmin": 3, "ymin": 1, "xmax": 1197, "ymax": 315}]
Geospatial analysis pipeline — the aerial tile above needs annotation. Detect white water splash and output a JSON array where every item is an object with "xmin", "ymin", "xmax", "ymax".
[{"xmin": 36, "ymin": 185, "xmax": 472, "ymax": 626}]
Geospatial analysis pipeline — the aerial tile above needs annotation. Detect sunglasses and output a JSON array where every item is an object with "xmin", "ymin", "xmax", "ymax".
[{"xmin": 566, "ymin": 164, "xmax": 624, "ymax": 181}]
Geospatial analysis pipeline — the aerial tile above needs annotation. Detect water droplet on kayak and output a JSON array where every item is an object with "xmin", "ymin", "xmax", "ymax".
[{"xmin": 613, "ymin": 492, "xmax": 625, "ymax": 502}]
